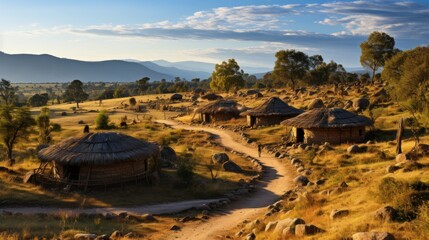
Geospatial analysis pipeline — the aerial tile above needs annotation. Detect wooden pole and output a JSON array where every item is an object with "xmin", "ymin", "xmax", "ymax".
[{"xmin": 396, "ymin": 118, "xmax": 404, "ymax": 155}]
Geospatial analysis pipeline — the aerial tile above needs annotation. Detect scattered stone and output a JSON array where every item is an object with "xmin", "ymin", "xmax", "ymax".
[
  {"xmin": 352, "ymin": 232, "xmax": 395, "ymax": 240},
  {"xmin": 330, "ymin": 209, "xmax": 350, "ymax": 220},
  {"xmin": 374, "ymin": 206, "xmax": 397, "ymax": 222},
  {"xmin": 386, "ymin": 165, "xmax": 401, "ymax": 173},
  {"xmin": 295, "ymin": 224, "xmax": 324, "ymax": 236},
  {"xmin": 316, "ymin": 179, "xmax": 325, "ymax": 185},
  {"xmin": 308, "ymin": 99, "xmax": 324, "ymax": 109},
  {"xmin": 170, "ymin": 225, "xmax": 181, "ymax": 231},
  {"xmin": 141, "ymin": 213, "xmax": 156, "ymax": 222},
  {"xmin": 291, "ymin": 158, "xmax": 301, "ymax": 165},
  {"xmin": 273, "ymin": 218, "xmax": 305, "ymax": 236},
  {"xmin": 340, "ymin": 181, "xmax": 349, "ymax": 188},
  {"xmin": 395, "ymin": 153, "xmax": 407, "ymax": 163},
  {"xmin": 212, "ymin": 152, "xmax": 229, "ymax": 164},
  {"xmin": 265, "ymin": 221, "xmax": 278, "ymax": 232},
  {"xmin": 293, "ymin": 176, "xmax": 309, "ymax": 186},
  {"xmin": 110, "ymin": 231, "xmax": 123, "ymax": 239},
  {"xmin": 347, "ymin": 145, "xmax": 362, "ymax": 154},
  {"xmin": 222, "ymin": 161, "xmax": 242, "ymax": 173},
  {"xmin": 74, "ymin": 234, "xmax": 97, "ymax": 240},
  {"xmin": 95, "ymin": 235, "xmax": 109, "ymax": 240},
  {"xmin": 245, "ymin": 233, "xmax": 256, "ymax": 240},
  {"xmin": 123, "ymin": 232, "xmax": 136, "ymax": 238}
]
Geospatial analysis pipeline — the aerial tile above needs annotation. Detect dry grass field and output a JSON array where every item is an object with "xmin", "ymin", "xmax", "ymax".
[{"xmin": 1, "ymin": 83, "xmax": 429, "ymax": 239}]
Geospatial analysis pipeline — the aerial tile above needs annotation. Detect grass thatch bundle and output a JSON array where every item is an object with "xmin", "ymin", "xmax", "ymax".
[
  {"xmin": 281, "ymin": 108, "xmax": 373, "ymax": 128},
  {"xmin": 38, "ymin": 132, "xmax": 159, "ymax": 166},
  {"xmin": 241, "ymin": 97, "xmax": 303, "ymax": 117},
  {"xmin": 196, "ymin": 100, "xmax": 246, "ymax": 114}
]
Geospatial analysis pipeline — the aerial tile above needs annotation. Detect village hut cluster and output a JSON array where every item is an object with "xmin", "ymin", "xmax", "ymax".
[
  {"xmin": 35, "ymin": 132, "xmax": 159, "ymax": 188},
  {"xmin": 194, "ymin": 94, "xmax": 373, "ymax": 144}
]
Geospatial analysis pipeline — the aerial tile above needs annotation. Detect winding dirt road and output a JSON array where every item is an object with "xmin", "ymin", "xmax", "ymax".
[{"xmin": 156, "ymin": 120, "xmax": 295, "ymax": 240}]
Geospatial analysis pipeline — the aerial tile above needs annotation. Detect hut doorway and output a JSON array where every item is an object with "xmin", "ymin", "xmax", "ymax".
[
  {"xmin": 250, "ymin": 116, "xmax": 256, "ymax": 127},
  {"xmin": 64, "ymin": 165, "xmax": 80, "ymax": 181},
  {"xmin": 204, "ymin": 114, "xmax": 211, "ymax": 123},
  {"xmin": 296, "ymin": 128, "xmax": 304, "ymax": 143}
]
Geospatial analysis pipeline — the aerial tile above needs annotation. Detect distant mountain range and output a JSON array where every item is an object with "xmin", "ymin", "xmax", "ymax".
[
  {"xmin": 0, "ymin": 52, "xmax": 272, "ymax": 83},
  {"xmin": 0, "ymin": 51, "xmax": 368, "ymax": 83}
]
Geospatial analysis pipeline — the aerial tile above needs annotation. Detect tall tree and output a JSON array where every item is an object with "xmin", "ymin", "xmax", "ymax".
[
  {"xmin": 63, "ymin": 80, "xmax": 88, "ymax": 108},
  {"xmin": 0, "ymin": 79, "xmax": 17, "ymax": 105},
  {"xmin": 360, "ymin": 32, "xmax": 397, "ymax": 84},
  {"xmin": 273, "ymin": 50, "xmax": 310, "ymax": 90},
  {"xmin": 136, "ymin": 77, "xmax": 150, "ymax": 95},
  {"xmin": 0, "ymin": 105, "xmax": 35, "ymax": 161},
  {"xmin": 36, "ymin": 107, "xmax": 52, "ymax": 144},
  {"xmin": 309, "ymin": 55, "xmax": 324, "ymax": 70},
  {"xmin": 210, "ymin": 59, "xmax": 245, "ymax": 93}
]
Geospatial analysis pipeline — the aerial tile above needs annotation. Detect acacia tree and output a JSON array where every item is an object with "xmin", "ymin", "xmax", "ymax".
[
  {"xmin": 273, "ymin": 50, "xmax": 309, "ymax": 90},
  {"xmin": 0, "ymin": 79, "xmax": 17, "ymax": 105},
  {"xmin": 136, "ymin": 77, "xmax": 150, "ymax": 95},
  {"xmin": 210, "ymin": 59, "xmax": 245, "ymax": 93},
  {"xmin": 360, "ymin": 32, "xmax": 397, "ymax": 84},
  {"xmin": 63, "ymin": 80, "xmax": 88, "ymax": 108},
  {"xmin": 0, "ymin": 105, "xmax": 35, "ymax": 161}
]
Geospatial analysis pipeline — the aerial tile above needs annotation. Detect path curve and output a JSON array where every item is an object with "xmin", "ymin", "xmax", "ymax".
[{"xmin": 156, "ymin": 120, "xmax": 295, "ymax": 240}]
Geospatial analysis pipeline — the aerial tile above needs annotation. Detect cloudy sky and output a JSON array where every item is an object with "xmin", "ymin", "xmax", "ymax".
[{"xmin": 0, "ymin": 0, "xmax": 428, "ymax": 69}]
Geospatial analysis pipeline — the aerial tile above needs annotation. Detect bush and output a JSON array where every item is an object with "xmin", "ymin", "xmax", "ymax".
[
  {"xmin": 176, "ymin": 158, "xmax": 195, "ymax": 186},
  {"xmin": 51, "ymin": 123, "xmax": 61, "ymax": 132},
  {"xmin": 94, "ymin": 110, "xmax": 111, "ymax": 129}
]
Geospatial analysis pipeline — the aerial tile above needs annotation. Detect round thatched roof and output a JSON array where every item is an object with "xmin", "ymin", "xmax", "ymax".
[
  {"xmin": 281, "ymin": 108, "xmax": 373, "ymax": 128},
  {"xmin": 38, "ymin": 132, "xmax": 159, "ymax": 166},
  {"xmin": 242, "ymin": 97, "xmax": 303, "ymax": 117},
  {"xmin": 196, "ymin": 100, "xmax": 246, "ymax": 114}
]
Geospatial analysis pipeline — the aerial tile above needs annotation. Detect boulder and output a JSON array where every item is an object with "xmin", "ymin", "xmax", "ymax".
[
  {"xmin": 110, "ymin": 231, "xmax": 123, "ymax": 239},
  {"xmin": 352, "ymin": 232, "xmax": 395, "ymax": 240},
  {"xmin": 293, "ymin": 176, "xmax": 309, "ymax": 186},
  {"xmin": 395, "ymin": 153, "xmax": 407, "ymax": 163},
  {"xmin": 308, "ymin": 99, "xmax": 324, "ymax": 110},
  {"xmin": 170, "ymin": 225, "xmax": 181, "ymax": 231},
  {"xmin": 160, "ymin": 146, "xmax": 177, "ymax": 167},
  {"xmin": 295, "ymin": 224, "xmax": 324, "ymax": 236},
  {"xmin": 330, "ymin": 209, "xmax": 350, "ymax": 220},
  {"xmin": 170, "ymin": 93, "xmax": 183, "ymax": 101},
  {"xmin": 212, "ymin": 153, "xmax": 229, "ymax": 164},
  {"xmin": 353, "ymin": 98, "xmax": 370, "ymax": 112},
  {"xmin": 245, "ymin": 233, "xmax": 256, "ymax": 240},
  {"xmin": 374, "ymin": 206, "xmax": 397, "ymax": 222},
  {"xmin": 74, "ymin": 234, "xmax": 97, "ymax": 240},
  {"xmin": 222, "ymin": 161, "xmax": 242, "ymax": 173},
  {"xmin": 273, "ymin": 218, "xmax": 305, "ymax": 236},
  {"xmin": 95, "ymin": 235, "xmax": 110, "ymax": 240},
  {"xmin": 347, "ymin": 145, "xmax": 362, "ymax": 154},
  {"xmin": 386, "ymin": 165, "xmax": 401, "ymax": 173}
]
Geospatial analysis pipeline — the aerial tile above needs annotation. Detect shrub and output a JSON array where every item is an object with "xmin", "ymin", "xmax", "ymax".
[
  {"xmin": 51, "ymin": 123, "xmax": 61, "ymax": 132},
  {"xmin": 176, "ymin": 157, "xmax": 195, "ymax": 186},
  {"xmin": 94, "ymin": 110, "xmax": 111, "ymax": 129}
]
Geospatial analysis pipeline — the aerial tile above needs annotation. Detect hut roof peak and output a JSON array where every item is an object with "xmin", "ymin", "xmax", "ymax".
[{"xmin": 243, "ymin": 97, "xmax": 303, "ymax": 117}]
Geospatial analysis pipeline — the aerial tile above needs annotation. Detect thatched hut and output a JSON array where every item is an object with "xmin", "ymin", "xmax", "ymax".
[
  {"xmin": 36, "ymin": 132, "xmax": 159, "ymax": 187},
  {"xmin": 241, "ymin": 97, "xmax": 303, "ymax": 127},
  {"xmin": 281, "ymin": 108, "xmax": 373, "ymax": 144},
  {"xmin": 195, "ymin": 100, "xmax": 245, "ymax": 123}
]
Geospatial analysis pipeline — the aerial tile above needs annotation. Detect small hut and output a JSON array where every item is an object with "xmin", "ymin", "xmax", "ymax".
[
  {"xmin": 281, "ymin": 108, "xmax": 373, "ymax": 144},
  {"xmin": 170, "ymin": 93, "xmax": 183, "ymax": 102},
  {"xmin": 242, "ymin": 97, "xmax": 303, "ymax": 127},
  {"xmin": 195, "ymin": 100, "xmax": 244, "ymax": 123},
  {"xmin": 36, "ymin": 132, "xmax": 159, "ymax": 188}
]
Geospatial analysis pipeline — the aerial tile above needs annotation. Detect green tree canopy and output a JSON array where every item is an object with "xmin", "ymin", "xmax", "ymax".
[
  {"xmin": 136, "ymin": 77, "xmax": 150, "ymax": 95},
  {"xmin": 210, "ymin": 59, "xmax": 245, "ymax": 93},
  {"xmin": 0, "ymin": 105, "xmax": 35, "ymax": 160},
  {"xmin": 0, "ymin": 79, "xmax": 17, "ymax": 105},
  {"xmin": 63, "ymin": 80, "xmax": 88, "ymax": 108},
  {"xmin": 28, "ymin": 93, "xmax": 49, "ymax": 107},
  {"xmin": 273, "ymin": 50, "xmax": 310, "ymax": 90},
  {"xmin": 360, "ymin": 31, "xmax": 398, "ymax": 84},
  {"xmin": 36, "ymin": 107, "xmax": 52, "ymax": 144},
  {"xmin": 382, "ymin": 46, "xmax": 429, "ymax": 113}
]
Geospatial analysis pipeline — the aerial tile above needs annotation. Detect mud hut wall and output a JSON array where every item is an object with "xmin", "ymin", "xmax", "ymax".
[
  {"xmin": 291, "ymin": 127, "xmax": 366, "ymax": 144},
  {"xmin": 212, "ymin": 112, "xmax": 238, "ymax": 122},
  {"xmin": 304, "ymin": 127, "xmax": 366, "ymax": 144}
]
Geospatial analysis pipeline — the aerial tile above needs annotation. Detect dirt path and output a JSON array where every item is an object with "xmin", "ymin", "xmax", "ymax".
[
  {"xmin": 156, "ymin": 120, "xmax": 295, "ymax": 240},
  {"xmin": 0, "ymin": 198, "xmax": 226, "ymax": 216}
]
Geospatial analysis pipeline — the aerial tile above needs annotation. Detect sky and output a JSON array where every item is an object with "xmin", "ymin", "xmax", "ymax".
[{"xmin": 0, "ymin": 0, "xmax": 428, "ymax": 69}]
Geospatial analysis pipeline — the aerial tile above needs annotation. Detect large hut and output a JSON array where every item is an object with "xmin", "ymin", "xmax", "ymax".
[
  {"xmin": 241, "ymin": 97, "xmax": 303, "ymax": 127},
  {"xmin": 36, "ymin": 132, "xmax": 159, "ymax": 188},
  {"xmin": 195, "ymin": 100, "xmax": 245, "ymax": 123},
  {"xmin": 281, "ymin": 108, "xmax": 373, "ymax": 144}
]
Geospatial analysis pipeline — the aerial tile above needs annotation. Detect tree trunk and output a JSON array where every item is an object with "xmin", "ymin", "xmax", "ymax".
[
  {"xmin": 76, "ymin": 101, "xmax": 80, "ymax": 109},
  {"xmin": 7, "ymin": 144, "xmax": 13, "ymax": 160},
  {"xmin": 371, "ymin": 67, "xmax": 376, "ymax": 85},
  {"xmin": 396, "ymin": 117, "xmax": 404, "ymax": 155}
]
